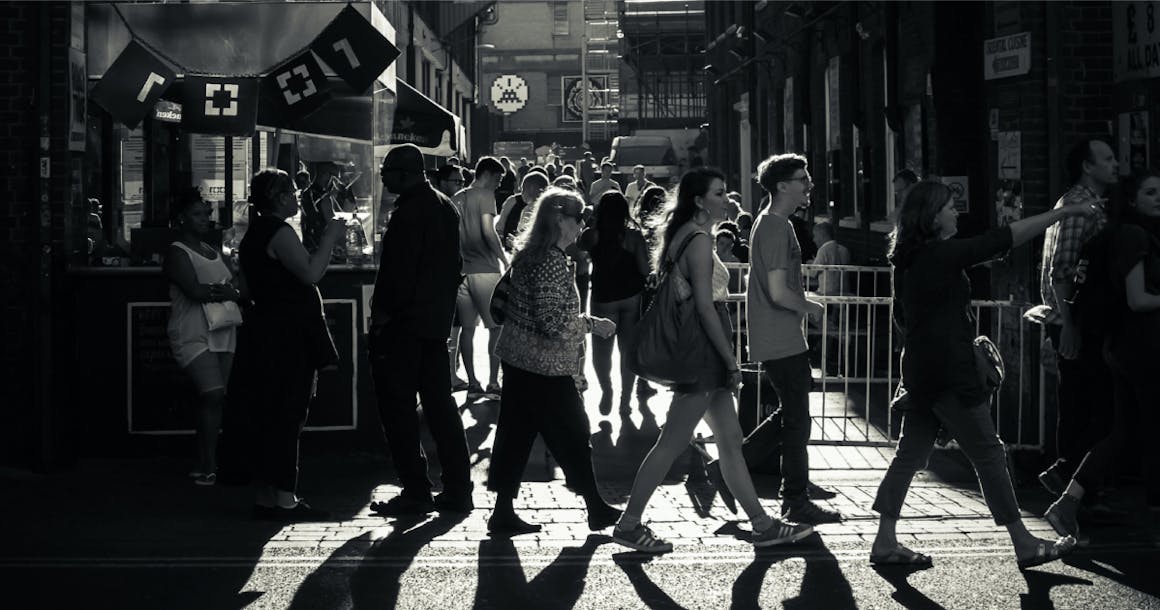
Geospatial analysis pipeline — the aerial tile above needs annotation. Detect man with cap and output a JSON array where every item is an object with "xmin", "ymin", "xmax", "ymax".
[{"xmin": 369, "ymin": 143, "xmax": 473, "ymax": 516}]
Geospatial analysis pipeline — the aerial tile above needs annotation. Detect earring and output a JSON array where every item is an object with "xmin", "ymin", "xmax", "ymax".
[{"xmin": 694, "ymin": 207, "xmax": 711, "ymax": 225}]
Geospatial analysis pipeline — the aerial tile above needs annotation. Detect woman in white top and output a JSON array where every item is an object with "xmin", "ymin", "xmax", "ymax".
[
  {"xmin": 613, "ymin": 168, "xmax": 813, "ymax": 553},
  {"xmin": 164, "ymin": 188, "xmax": 242, "ymax": 486}
]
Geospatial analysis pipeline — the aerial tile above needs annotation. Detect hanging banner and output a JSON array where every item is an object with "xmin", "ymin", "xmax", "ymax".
[
  {"xmin": 310, "ymin": 5, "xmax": 400, "ymax": 93},
  {"xmin": 258, "ymin": 49, "xmax": 332, "ymax": 127},
  {"xmin": 181, "ymin": 75, "xmax": 259, "ymax": 135},
  {"xmin": 89, "ymin": 40, "xmax": 176, "ymax": 129}
]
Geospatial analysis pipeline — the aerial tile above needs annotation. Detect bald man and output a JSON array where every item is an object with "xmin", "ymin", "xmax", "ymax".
[{"xmin": 369, "ymin": 144, "xmax": 473, "ymax": 516}]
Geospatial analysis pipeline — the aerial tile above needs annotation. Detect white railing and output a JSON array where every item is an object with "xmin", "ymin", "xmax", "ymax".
[{"xmin": 721, "ymin": 263, "xmax": 1046, "ymax": 450}]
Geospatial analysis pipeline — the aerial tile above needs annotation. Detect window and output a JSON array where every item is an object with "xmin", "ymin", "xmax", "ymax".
[{"xmin": 552, "ymin": 2, "xmax": 569, "ymax": 36}]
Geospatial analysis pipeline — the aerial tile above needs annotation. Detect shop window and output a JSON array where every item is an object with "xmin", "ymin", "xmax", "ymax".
[{"xmin": 119, "ymin": 125, "xmax": 146, "ymax": 246}]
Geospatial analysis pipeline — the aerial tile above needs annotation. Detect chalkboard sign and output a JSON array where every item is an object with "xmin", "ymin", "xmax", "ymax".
[{"xmin": 127, "ymin": 300, "xmax": 359, "ymax": 434}]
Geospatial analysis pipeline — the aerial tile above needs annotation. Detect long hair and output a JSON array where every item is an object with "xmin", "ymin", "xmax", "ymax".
[
  {"xmin": 651, "ymin": 167, "xmax": 726, "ymax": 272},
  {"xmin": 510, "ymin": 187, "xmax": 582, "ymax": 268},
  {"xmin": 886, "ymin": 180, "xmax": 953, "ymax": 268},
  {"xmin": 593, "ymin": 191, "xmax": 635, "ymax": 255},
  {"xmin": 249, "ymin": 168, "xmax": 294, "ymax": 214}
]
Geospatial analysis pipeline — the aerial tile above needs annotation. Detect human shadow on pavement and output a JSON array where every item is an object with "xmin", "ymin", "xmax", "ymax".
[
  {"xmin": 731, "ymin": 533, "xmax": 856, "ymax": 610},
  {"xmin": 871, "ymin": 564, "xmax": 944, "ymax": 610},
  {"xmin": 1062, "ymin": 544, "xmax": 1160, "ymax": 598},
  {"xmin": 473, "ymin": 533, "xmax": 609, "ymax": 609},
  {"xmin": 612, "ymin": 551, "xmax": 689, "ymax": 610},
  {"xmin": 286, "ymin": 512, "xmax": 466, "ymax": 609},
  {"xmin": 1017, "ymin": 568, "xmax": 1092, "ymax": 610}
]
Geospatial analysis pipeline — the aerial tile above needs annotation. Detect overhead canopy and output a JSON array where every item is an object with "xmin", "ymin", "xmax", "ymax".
[{"xmin": 390, "ymin": 80, "xmax": 458, "ymax": 156}]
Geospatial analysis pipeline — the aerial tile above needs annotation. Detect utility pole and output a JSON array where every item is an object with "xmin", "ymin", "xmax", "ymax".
[{"xmin": 581, "ymin": 32, "xmax": 589, "ymax": 144}]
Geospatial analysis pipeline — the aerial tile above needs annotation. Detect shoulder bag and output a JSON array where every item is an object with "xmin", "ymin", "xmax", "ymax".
[
  {"xmin": 625, "ymin": 231, "xmax": 704, "ymax": 387},
  {"xmin": 203, "ymin": 300, "xmax": 243, "ymax": 331},
  {"xmin": 489, "ymin": 268, "xmax": 513, "ymax": 325}
]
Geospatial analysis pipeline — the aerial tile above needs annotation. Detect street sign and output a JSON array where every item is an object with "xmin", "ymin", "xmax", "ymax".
[{"xmin": 983, "ymin": 32, "xmax": 1031, "ymax": 80}]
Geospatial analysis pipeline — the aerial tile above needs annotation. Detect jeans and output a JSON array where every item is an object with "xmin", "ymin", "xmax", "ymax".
[
  {"xmin": 873, "ymin": 394, "xmax": 1021, "ymax": 525},
  {"xmin": 1046, "ymin": 324, "xmax": 1112, "ymax": 478},
  {"xmin": 488, "ymin": 362, "xmax": 601, "ymax": 499},
  {"xmin": 370, "ymin": 323, "xmax": 471, "ymax": 498},
  {"xmin": 761, "ymin": 352, "xmax": 812, "ymax": 502}
]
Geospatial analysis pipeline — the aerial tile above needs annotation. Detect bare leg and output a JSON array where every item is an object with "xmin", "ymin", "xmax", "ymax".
[
  {"xmin": 618, "ymin": 391, "xmax": 709, "ymax": 527},
  {"xmin": 701, "ymin": 389, "xmax": 770, "ymax": 527}
]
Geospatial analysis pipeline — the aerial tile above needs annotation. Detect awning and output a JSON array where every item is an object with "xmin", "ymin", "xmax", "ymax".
[{"xmin": 391, "ymin": 80, "xmax": 457, "ymax": 156}]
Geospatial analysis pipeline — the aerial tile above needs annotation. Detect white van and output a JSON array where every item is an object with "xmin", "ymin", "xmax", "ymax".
[{"xmin": 608, "ymin": 135, "xmax": 680, "ymax": 187}]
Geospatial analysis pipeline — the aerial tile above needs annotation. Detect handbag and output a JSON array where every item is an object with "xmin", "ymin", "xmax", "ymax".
[
  {"xmin": 202, "ymin": 301, "xmax": 243, "ymax": 331},
  {"xmin": 489, "ymin": 268, "xmax": 513, "ymax": 325},
  {"xmin": 625, "ymin": 231, "xmax": 704, "ymax": 387},
  {"xmin": 891, "ymin": 334, "xmax": 1005, "ymax": 413}
]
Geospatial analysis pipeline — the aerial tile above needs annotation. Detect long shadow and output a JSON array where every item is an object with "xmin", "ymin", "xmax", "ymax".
[
  {"xmin": 286, "ymin": 513, "xmax": 466, "ymax": 609},
  {"xmin": 871, "ymin": 565, "xmax": 944, "ymax": 610},
  {"xmin": 612, "ymin": 551, "xmax": 689, "ymax": 610},
  {"xmin": 1017, "ymin": 569, "xmax": 1092, "ymax": 610},
  {"xmin": 1062, "ymin": 549, "xmax": 1159, "ymax": 598},
  {"xmin": 731, "ymin": 534, "xmax": 857, "ymax": 610},
  {"xmin": 474, "ymin": 533, "xmax": 609, "ymax": 609}
]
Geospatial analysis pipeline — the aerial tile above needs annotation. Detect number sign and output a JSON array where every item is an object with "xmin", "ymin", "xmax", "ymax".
[
  {"xmin": 90, "ymin": 40, "xmax": 176, "ymax": 130},
  {"xmin": 310, "ymin": 5, "xmax": 400, "ymax": 93}
]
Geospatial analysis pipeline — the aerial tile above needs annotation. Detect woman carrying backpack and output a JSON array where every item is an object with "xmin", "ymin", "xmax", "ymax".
[{"xmin": 1044, "ymin": 170, "xmax": 1160, "ymax": 540}]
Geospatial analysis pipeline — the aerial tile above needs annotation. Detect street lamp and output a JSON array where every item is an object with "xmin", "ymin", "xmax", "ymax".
[{"xmin": 475, "ymin": 43, "xmax": 495, "ymax": 105}]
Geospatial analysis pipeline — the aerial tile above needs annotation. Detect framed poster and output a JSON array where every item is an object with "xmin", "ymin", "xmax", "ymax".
[{"xmin": 561, "ymin": 75, "xmax": 608, "ymax": 123}]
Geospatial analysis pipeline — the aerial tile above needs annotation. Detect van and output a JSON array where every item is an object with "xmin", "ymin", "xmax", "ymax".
[{"xmin": 608, "ymin": 135, "xmax": 680, "ymax": 187}]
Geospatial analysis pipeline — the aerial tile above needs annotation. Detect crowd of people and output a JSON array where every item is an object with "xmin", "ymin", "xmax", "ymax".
[{"xmin": 161, "ymin": 136, "xmax": 1156, "ymax": 568}]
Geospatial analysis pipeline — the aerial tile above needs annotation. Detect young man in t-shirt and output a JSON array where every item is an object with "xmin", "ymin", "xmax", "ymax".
[
  {"xmin": 747, "ymin": 153, "xmax": 842, "ymax": 525},
  {"xmin": 451, "ymin": 157, "xmax": 509, "ymax": 399}
]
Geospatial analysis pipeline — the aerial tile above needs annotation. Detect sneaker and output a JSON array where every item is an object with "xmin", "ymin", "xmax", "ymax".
[
  {"xmin": 752, "ymin": 517, "xmax": 814, "ymax": 547},
  {"xmin": 636, "ymin": 381, "xmax": 658, "ymax": 399},
  {"xmin": 483, "ymin": 383, "xmax": 502, "ymax": 400},
  {"xmin": 452, "ymin": 377, "xmax": 470, "ymax": 392},
  {"xmin": 781, "ymin": 499, "xmax": 843, "ymax": 525},
  {"xmin": 1044, "ymin": 494, "xmax": 1080, "ymax": 538},
  {"xmin": 434, "ymin": 489, "xmax": 474, "ymax": 514},
  {"xmin": 1038, "ymin": 463, "xmax": 1068, "ymax": 497},
  {"xmin": 192, "ymin": 472, "xmax": 217, "ymax": 486},
  {"xmin": 370, "ymin": 493, "xmax": 435, "ymax": 517},
  {"xmin": 612, "ymin": 523, "xmax": 673, "ymax": 553},
  {"xmin": 253, "ymin": 500, "xmax": 330, "ymax": 522},
  {"xmin": 465, "ymin": 383, "xmax": 485, "ymax": 399},
  {"xmin": 586, "ymin": 502, "xmax": 622, "ymax": 531}
]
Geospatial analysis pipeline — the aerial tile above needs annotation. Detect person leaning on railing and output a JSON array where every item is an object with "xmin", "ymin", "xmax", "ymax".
[{"xmin": 870, "ymin": 179, "xmax": 1096, "ymax": 569}]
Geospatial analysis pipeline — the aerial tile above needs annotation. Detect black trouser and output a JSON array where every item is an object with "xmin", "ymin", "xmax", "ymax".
[
  {"xmin": 762, "ymin": 352, "xmax": 812, "ymax": 502},
  {"xmin": 1074, "ymin": 351, "xmax": 1160, "ymax": 506},
  {"xmin": 1046, "ymin": 325, "xmax": 1112, "ymax": 478},
  {"xmin": 370, "ymin": 323, "xmax": 471, "ymax": 498},
  {"xmin": 488, "ymin": 362, "xmax": 600, "ymax": 499}
]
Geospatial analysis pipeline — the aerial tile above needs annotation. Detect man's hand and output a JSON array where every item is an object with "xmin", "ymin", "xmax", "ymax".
[
  {"xmin": 1058, "ymin": 322, "xmax": 1082, "ymax": 360},
  {"xmin": 591, "ymin": 317, "xmax": 617, "ymax": 338}
]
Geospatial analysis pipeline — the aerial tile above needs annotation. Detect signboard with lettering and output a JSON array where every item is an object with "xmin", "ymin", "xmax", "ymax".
[
  {"xmin": 983, "ymin": 32, "xmax": 1031, "ymax": 80},
  {"xmin": 1115, "ymin": 2, "xmax": 1160, "ymax": 82},
  {"xmin": 127, "ymin": 300, "xmax": 358, "ymax": 434}
]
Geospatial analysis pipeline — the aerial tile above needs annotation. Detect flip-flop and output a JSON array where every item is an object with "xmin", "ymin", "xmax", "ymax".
[
  {"xmin": 1017, "ymin": 536, "xmax": 1077, "ymax": 570},
  {"xmin": 869, "ymin": 546, "xmax": 934, "ymax": 567}
]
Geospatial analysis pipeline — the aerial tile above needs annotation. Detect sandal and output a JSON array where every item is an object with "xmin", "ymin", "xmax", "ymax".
[
  {"xmin": 1016, "ymin": 536, "xmax": 1077, "ymax": 570},
  {"xmin": 612, "ymin": 523, "xmax": 673, "ymax": 554},
  {"xmin": 869, "ymin": 545, "xmax": 933, "ymax": 567}
]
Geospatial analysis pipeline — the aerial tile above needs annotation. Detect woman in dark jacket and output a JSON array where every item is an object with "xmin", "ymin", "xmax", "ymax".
[
  {"xmin": 871, "ymin": 180, "xmax": 1093, "ymax": 569},
  {"xmin": 1044, "ymin": 170, "xmax": 1160, "ymax": 539},
  {"xmin": 487, "ymin": 187, "xmax": 623, "ymax": 535},
  {"xmin": 581, "ymin": 191, "xmax": 655, "ymax": 413},
  {"xmin": 233, "ymin": 168, "xmax": 345, "ymax": 521}
]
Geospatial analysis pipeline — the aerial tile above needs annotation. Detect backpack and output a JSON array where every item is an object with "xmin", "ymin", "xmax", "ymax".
[{"xmin": 1066, "ymin": 227, "xmax": 1123, "ymax": 338}]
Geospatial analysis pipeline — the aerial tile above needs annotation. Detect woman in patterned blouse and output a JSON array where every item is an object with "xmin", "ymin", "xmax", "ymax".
[{"xmin": 486, "ymin": 187, "xmax": 623, "ymax": 535}]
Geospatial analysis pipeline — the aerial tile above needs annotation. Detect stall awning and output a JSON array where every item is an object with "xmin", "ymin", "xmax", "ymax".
[{"xmin": 391, "ymin": 81, "xmax": 458, "ymax": 156}]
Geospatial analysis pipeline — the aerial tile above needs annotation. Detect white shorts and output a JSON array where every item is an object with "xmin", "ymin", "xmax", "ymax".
[{"xmin": 456, "ymin": 272, "xmax": 502, "ymax": 329}]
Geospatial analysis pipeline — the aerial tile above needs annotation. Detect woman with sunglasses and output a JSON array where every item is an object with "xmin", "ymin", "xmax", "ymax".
[
  {"xmin": 487, "ymin": 187, "xmax": 623, "ymax": 535},
  {"xmin": 232, "ymin": 168, "xmax": 344, "ymax": 522}
]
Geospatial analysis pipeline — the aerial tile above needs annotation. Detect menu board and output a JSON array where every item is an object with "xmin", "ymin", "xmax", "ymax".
[{"xmin": 127, "ymin": 300, "xmax": 358, "ymax": 434}]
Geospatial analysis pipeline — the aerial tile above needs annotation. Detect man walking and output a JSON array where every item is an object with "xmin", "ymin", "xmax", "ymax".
[
  {"xmin": 624, "ymin": 164, "xmax": 656, "ymax": 217},
  {"xmin": 1026, "ymin": 138, "xmax": 1118, "ymax": 495},
  {"xmin": 747, "ymin": 153, "xmax": 842, "ymax": 525},
  {"xmin": 588, "ymin": 161, "xmax": 620, "ymax": 204},
  {"xmin": 453, "ymin": 157, "xmax": 509, "ymax": 399},
  {"xmin": 369, "ymin": 144, "xmax": 473, "ymax": 516}
]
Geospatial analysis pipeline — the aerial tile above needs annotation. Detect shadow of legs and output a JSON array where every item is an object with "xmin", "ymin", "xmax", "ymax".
[
  {"xmin": 474, "ymin": 534, "xmax": 610, "ymax": 609},
  {"xmin": 613, "ymin": 552, "xmax": 688, "ymax": 610}
]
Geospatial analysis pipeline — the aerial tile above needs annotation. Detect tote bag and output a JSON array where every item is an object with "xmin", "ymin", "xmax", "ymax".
[{"xmin": 625, "ymin": 231, "xmax": 703, "ymax": 387}]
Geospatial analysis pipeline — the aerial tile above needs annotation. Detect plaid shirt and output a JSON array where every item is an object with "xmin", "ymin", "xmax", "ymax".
[{"xmin": 1032, "ymin": 184, "xmax": 1107, "ymax": 326}]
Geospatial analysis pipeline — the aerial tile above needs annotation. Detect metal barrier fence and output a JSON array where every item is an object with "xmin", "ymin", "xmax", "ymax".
[{"xmin": 721, "ymin": 262, "xmax": 1046, "ymax": 451}]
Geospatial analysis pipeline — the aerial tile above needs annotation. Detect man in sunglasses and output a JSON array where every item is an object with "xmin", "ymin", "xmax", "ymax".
[{"xmin": 369, "ymin": 144, "xmax": 473, "ymax": 517}]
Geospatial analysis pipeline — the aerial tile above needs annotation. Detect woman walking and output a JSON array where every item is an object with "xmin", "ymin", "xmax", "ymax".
[
  {"xmin": 234, "ymin": 168, "xmax": 345, "ymax": 521},
  {"xmin": 487, "ymin": 187, "xmax": 623, "ymax": 535},
  {"xmin": 582, "ymin": 191, "xmax": 656, "ymax": 414},
  {"xmin": 612, "ymin": 168, "xmax": 813, "ymax": 553},
  {"xmin": 1043, "ymin": 170, "xmax": 1160, "ymax": 539},
  {"xmin": 871, "ymin": 180, "xmax": 1092, "ymax": 568},
  {"xmin": 165, "ymin": 187, "xmax": 242, "ymax": 486}
]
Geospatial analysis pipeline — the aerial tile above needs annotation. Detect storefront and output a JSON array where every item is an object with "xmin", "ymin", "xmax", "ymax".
[{"xmin": 70, "ymin": 1, "xmax": 461, "ymax": 454}]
